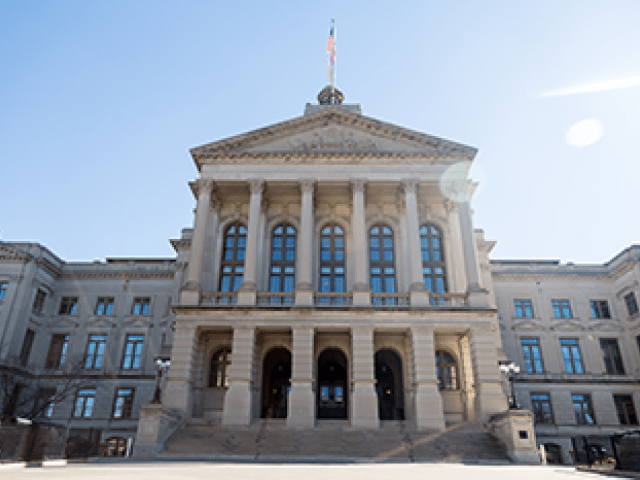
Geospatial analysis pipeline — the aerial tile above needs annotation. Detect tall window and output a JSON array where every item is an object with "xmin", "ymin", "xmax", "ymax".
[
  {"xmin": 73, "ymin": 389, "xmax": 96, "ymax": 418},
  {"xmin": 45, "ymin": 334, "xmax": 69, "ymax": 369},
  {"xmin": 552, "ymin": 300, "xmax": 572, "ymax": 319},
  {"xmin": 219, "ymin": 223, "xmax": 247, "ymax": 303},
  {"xmin": 319, "ymin": 224, "xmax": 346, "ymax": 305},
  {"xmin": 572, "ymin": 394, "xmax": 596, "ymax": 425},
  {"xmin": 600, "ymin": 338, "xmax": 625, "ymax": 375},
  {"xmin": 420, "ymin": 225, "xmax": 446, "ymax": 305},
  {"xmin": 370, "ymin": 225, "xmax": 395, "ymax": 305},
  {"xmin": 122, "ymin": 335, "xmax": 144, "ymax": 370},
  {"xmin": 269, "ymin": 224, "xmax": 296, "ymax": 304},
  {"xmin": 514, "ymin": 299, "xmax": 534, "ymax": 318},
  {"xmin": 85, "ymin": 335, "xmax": 107, "ymax": 369},
  {"xmin": 95, "ymin": 297, "xmax": 114, "ymax": 315},
  {"xmin": 625, "ymin": 292, "xmax": 639, "ymax": 316},
  {"xmin": 435, "ymin": 350, "xmax": 457, "ymax": 390},
  {"xmin": 36, "ymin": 388, "xmax": 56, "ymax": 418},
  {"xmin": 520, "ymin": 337, "xmax": 544, "ymax": 373},
  {"xmin": 19, "ymin": 329, "xmax": 35, "ymax": 366},
  {"xmin": 132, "ymin": 297, "xmax": 151, "ymax": 316},
  {"xmin": 32, "ymin": 289, "xmax": 46, "ymax": 314},
  {"xmin": 530, "ymin": 393, "xmax": 553, "ymax": 424},
  {"xmin": 590, "ymin": 300, "xmax": 611, "ymax": 319},
  {"xmin": 112, "ymin": 388, "xmax": 134, "ymax": 419},
  {"xmin": 560, "ymin": 338, "xmax": 584, "ymax": 374},
  {"xmin": 209, "ymin": 347, "xmax": 231, "ymax": 388},
  {"xmin": 59, "ymin": 297, "xmax": 78, "ymax": 315},
  {"xmin": 614, "ymin": 395, "xmax": 638, "ymax": 425},
  {"xmin": 0, "ymin": 282, "xmax": 7, "ymax": 301}
]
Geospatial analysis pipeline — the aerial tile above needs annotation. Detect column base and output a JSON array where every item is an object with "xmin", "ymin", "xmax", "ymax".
[
  {"xmin": 467, "ymin": 284, "xmax": 490, "ymax": 307},
  {"xmin": 414, "ymin": 383, "xmax": 446, "ymax": 431},
  {"xmin": 352, "ymin": 290, "xmax": 371, "ymax": 306},
  {"xmin": 179, "ymin": 288, "xmax": 200, "ymax": 306},
  {"xmin": 350, "ymin": 382, "xmax": 378, "ymax": 428},
  {"xmin": 294, "ymin": 289, "xmax": 314, "ymax": 307},
  {"xmin": 236, "ymin": 289, "xmax": 257, "ymax": 306},
  {"xmin": 222, "ymin": 381, "xmax": 252, "ymax": 426},
  {"xmin": 287, "ymin": 381, "xmax": 315, "ymax": 428},
  {"xmin": 410, "ymin": 290, "xmax": 430, "ymax": 307}
]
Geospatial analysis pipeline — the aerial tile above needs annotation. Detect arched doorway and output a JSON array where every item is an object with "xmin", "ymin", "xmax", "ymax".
[
  {"xmin": 375, "ymin": 349, "xmax": 405, "ymax": 420},
  {"xmin": 317, "ymin": 348, "xmax": 348, "ymax": 419},
  {"xmin": 261, "ymin": 347, "xmax": 291, "ymax": 418}
]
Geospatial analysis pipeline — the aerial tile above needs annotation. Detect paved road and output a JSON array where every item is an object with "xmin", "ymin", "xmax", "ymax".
[{"xmin": 0, "ymin": 462, "xmax": 627, "ymax": 480}]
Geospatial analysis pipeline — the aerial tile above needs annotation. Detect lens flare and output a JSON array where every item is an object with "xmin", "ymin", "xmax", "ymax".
[
  {"xmin": 565, "ymin": 118, "xmax": 603, "ymax": 147},
  {"xmin": 439, "ymin": 161, "xmax": 472, "ymax": 203}
]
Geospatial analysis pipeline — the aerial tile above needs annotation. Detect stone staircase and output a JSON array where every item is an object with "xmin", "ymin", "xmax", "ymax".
[{"xmin": 161, "ymin": 419, "xmax": 511, "ymax": 463}]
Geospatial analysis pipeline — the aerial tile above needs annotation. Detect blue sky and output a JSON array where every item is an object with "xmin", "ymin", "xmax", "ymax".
[{"xmin": 1, "ymin": 1, "xmax": 639, "ymax": 263}]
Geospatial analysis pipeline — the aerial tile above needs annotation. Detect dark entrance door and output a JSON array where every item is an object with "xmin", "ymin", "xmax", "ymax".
[
  {"xmin": 375, "ymin": 349, "xmax": 404, "ymax": 420},
  {"xmin": 261, "ymin": 347, "xmax": 291, "ymax": 418},
  {"xmin": 317, "ymin": 348, "xmax": 348, "ymax": 419}
]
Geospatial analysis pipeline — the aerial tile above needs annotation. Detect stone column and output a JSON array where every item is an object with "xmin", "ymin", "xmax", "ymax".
[
  {"xmin": 295, "ymin": 180, "xmax": 315, "ymax": 306},
  {"xmin": 351, "ymin": 179, "xmax": 370, "ymax": 306},
  {"xmin": 403, "ymin": 179, "xmax": 429, "ymax": 306},
  {"xmin": 458, "ymin": 201, "xmax": 489, "ymax": 306},
  {"xmin": 412, "ymin": 328, "xmax": 446, "ymax": 430},
  {"xmin": 237, "ymin": 180, "xmax": 264, "ymax": 306},
  {"xmin": 181, "ymin": 179, "xmax": 214, "ymax": 305},
  {"xmin": 288, "ymin": 328, "xmax": 315, "ymax": 428},
  {"xmin": 222, "ymin": 327, "xmax": 255, "ymax": 425},
  {"xmin": 162, "ymin": 324, "xmax": 199, "ymax": 416},
  {"xmin": 351, "ymin": 327, "xmax": 378, "ymax": 428},
  {"xmin": 470, "ymin": 328, "xmax": 508, "ymax": 422}
]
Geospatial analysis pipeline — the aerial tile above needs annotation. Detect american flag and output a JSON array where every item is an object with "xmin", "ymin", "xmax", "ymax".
[{"xmin": 326, "ymin": 25, "xmax": 334, "ymax": 54}]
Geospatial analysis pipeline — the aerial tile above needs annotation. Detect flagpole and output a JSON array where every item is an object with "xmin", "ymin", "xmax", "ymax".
[{"xmin": 331, "ymin": 18, "xmax": 336, "ymax": 102}]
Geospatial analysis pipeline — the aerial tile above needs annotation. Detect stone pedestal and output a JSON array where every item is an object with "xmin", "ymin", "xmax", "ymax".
[
  {"xmin": 236, "ymin": 289, "xmax": 257, "ymax": 306},
  {"xmin": 470, "ymin": 329, "xmax": 508, "ymax": 422},
  {"xmin": 133, "ymin": 403, "xmax": 183, "ymax": 457},
  {"xmin": 352, "ymin": 289, "xmax": 371, "ymax": 306},
  {"xmin": 485, "ymin": 409, "xmax": 540, "ymax": 464},
  {"xmin": 162, "ymin": 325, "xmax": 198, "ymax": 416},
  {"xmin": 409, "ymin": 289, "xmax": 430, "ymax": 307},
  {"xmin": 294, "ymin": 288, "xmax": 314, "ymax": 307},
  {"xmin": 179, "ymin": 288, "xmax": 200, "ymax": 306}
]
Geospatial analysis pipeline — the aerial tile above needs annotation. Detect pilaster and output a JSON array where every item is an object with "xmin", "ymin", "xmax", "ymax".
[
  {"xmin": 351, "ymin": 327, "xmax": 378, "ymax": 428},
  {"xmin": 287, "ymin": 328, "xmax": 315, "ymax": 427},
  {"xmin": 295, "ymin": 180, "xmax": 315, "ymax": 306},
  {"xmin": 222, "ymin": 327, "xmax": 255, "ymax": 425},
  {"xmin": 237, "ymin": 179, "xmax": 264, "ymax": 306},
  {"xmin": 403, "ymin": 179, "xmax": 429, "ymax": 306},
  {"xmin": 351, "ymin": 179, "xmax": 370, "ymax": 306},
  {"xmin": 411, "ymin": 328, "xmax": 445, "ymax": 430}
]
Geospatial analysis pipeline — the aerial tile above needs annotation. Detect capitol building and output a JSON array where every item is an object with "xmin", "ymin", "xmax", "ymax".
[{"xmin": 1, "ymin": 87, "xmax": 638, "ymax": 463}]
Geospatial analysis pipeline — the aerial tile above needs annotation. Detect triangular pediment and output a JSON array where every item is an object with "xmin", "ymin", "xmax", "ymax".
[
  {"xmin": 588, "ymin": 321, "xmax": 625, "ymax": 332},
  {"xmin": 48, "ymin": 316, "xmax": 80, "ymax": 329},
  {"xmin": 550, "ymin": 319, "xmax": 586, "ymax": 332},
  {"xmin": 511, "ymin": 319, "xmax": 545, "ymax": 331},
  {"xmin": 190, "ymin": 107, "xmax": 476, "ymax": 167},
  {"xmin": 122, "ymin": 316, "xmax": 153, "ymax": 328}
]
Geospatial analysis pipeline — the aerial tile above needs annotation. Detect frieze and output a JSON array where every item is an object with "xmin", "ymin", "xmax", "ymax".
[{"xmin": 286, "ymin": 130, "xmax": 377, "ymax": 152}]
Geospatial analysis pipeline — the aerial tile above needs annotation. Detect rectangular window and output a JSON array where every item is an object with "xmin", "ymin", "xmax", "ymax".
[
  {"xmin": 560, "ymin": 338, "xmax": 584, "ymax": 374},
  {"xmin": 520, "ymin": 337, "xmax": 544, "ymax": 373},
  {"xmin": 600, "ymin": 338, "xmax": 625, "ymax": 375},
  {"xmin": 572, "ymin": 394, "xmax": 596, "ymax": 425},
  {"xmin": 19, "ymin": 329, "xmax": 35, "ymax": 366},
  {"xmin": 614, "ymin": 395, "xmax": 639, "ymax": 425},
  {"xmin": 122, "ymin": 335, "xmax": 144, "ymax": 370},
  {"xmin": 35, "ymin": 388, "xmax": 56, "ymax": 418},
  {"xmin": 58, "ymin": 297, "xmax": 78, "ymax": 315},
  {"xmin": 625, "ymin": 292, "xmax": 639, "ymax": 316},
  {"xmin": 131, "ymin": 297, "xmax": 151, "ymax": 316},
  {"xmin": 0, "ymin": 282, "xmax": 7, "ymax": 301},
  {"xmin": 95, "ymin": 297, "xmax": 114, "ymax": 315},
  {"xmin": 45, "ymin": 334, "xmax": 69, "ymax": 369},
  {"xmin": 552, "ymin": 299, "xmax": 572, "ymax": 318},
  {"xmin": 514, "ymin": 299, "xmax": 534, "ymax": 318},
  {"xmin": 590, "ymin": 300, "xmax": 611, "ymax": 319},
  {"xmin": 112, "ymin": 388, "xmax": 134, "ymax": 419},
  {"xmin": 530, "ymin": 393, "xmax": 554, "ymax": 425},
  {"xmin": 84, "ymin": 335, "xmax": 107, "ymax": 369},
  {"xmin": 73, "ymin": 389, "xmax": 96, "ymax": 418},
  {"xmin": 32, "ymin": 289, "xmax": 46, "ymax": 314}
]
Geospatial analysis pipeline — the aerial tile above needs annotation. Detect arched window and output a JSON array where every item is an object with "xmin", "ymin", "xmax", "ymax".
[
  {"xmin": 370, "ymin": 224, "xmax": 395, "ymax": 305},
  {"xmin": 270, "ymin": 224, "xmax": 296, "ymax": 305},
  {"xmin": 436, "ymin": 350, "xmax": 458, "ymax": 390},
  {"xmin": 209, "ymin": 347, "xmax": 231, "ymax": 388},
  {"xmin": 420, "ymin": 224, "xmax": 447, "ymax": 305},
  {"xmin": 319, "ymin": 224, "xmax": 346, "ymax": 305},
  {"xmin": 219, "ymin": 223, "xmax": 247, "ymax": 303}
]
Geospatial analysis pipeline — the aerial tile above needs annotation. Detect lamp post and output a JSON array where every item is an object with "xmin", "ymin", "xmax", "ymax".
[
  {"xmin": 499, "ymin": 360, "xmax": 521, "ymax": 409},
  {"xmin": 151, "ymin": 357, "xmax": 171, "ymax": 404}
]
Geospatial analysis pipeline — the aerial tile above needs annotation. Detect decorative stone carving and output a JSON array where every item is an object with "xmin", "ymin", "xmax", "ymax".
[
  {"xmin": 247, "ymin": 179, "xmax": 265, "ymax": 195},
  {"xmin": 286, "ymin": 128, "xmax": 377, "ymax": 152},
  {"xmin": 350, "ymin": 178, "xmax": 367, "ymax": 194},
  {"xmin": 299, "ymin": 179, "xmax": 316, "ymax": 195}
]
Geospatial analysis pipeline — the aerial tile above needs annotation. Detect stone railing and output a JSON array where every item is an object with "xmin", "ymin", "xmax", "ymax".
[
  {"xmin": 256, "ymin": 292, "xmax": 295, "ymax": 307},
  {"xmin": 371, "ymin": 292, "xmax": 410, "ymax": 307},
  {"xmin": 200, "ymin": 292, "xmax": 237, "ymax": 306},
  {"xmin": 430, "ymin": 292, "xmax": 468, "ymax": 307},
  {"xmin": 314, "ymin": 292, "xmax": 353, "ymax": 307}
]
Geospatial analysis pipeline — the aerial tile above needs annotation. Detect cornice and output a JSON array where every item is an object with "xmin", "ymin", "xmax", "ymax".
[
  {"xmin": 60, "ymin": 270, "xmax": 175, "ymax": 281},
  {"xmin": 170, "ymin": 238, "xmax": 191, "ymax": 251},
  {"xmin": 0, "ymin": 243, "xmax": 32, "ymax": 262}
]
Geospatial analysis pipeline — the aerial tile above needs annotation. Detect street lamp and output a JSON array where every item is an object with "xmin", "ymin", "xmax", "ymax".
[
  {"xmin": 499, "ymin": 360, "xmax": 521, "ymax": 409},
  {"xmin": 151, "ymin": 357, "xmax": 171, "ymax": 404}
]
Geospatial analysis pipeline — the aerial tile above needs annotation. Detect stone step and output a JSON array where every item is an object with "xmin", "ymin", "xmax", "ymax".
[{"xmin": 161, "ymin": 421, "xmax": 511, "ymax": 462}]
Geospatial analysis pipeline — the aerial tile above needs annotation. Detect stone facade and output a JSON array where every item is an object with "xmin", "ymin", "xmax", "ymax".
[{"xmin": 0, "ymin": 91, "xmax": 638, "ymax": 463}]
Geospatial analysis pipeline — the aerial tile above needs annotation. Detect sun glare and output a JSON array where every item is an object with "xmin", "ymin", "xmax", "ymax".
[
  {"xmin": 539, "ymin": 75, "xmax": 640, "ymax": 98},
  {"xmin": 565, "ymin": 118, "xmax": 603, "ymax": 147}
]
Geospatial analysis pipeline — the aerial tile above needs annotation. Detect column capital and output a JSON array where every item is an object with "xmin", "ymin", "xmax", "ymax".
[
  {"xmin": 248, "ymin": 179, "xmax": 265, "ymax": 195},
  {"xmin": 299, "ymin": 179, "xmax": 316, "ymax": 195},
  {"xmin": 401, "ymin": 178, "xmax": 420, "ymax": 194},
  {"xmin": 350, "ymin": 178, "xmax": 367, "ymax": 194},
  {"xmin": 191, "ymin": 179, "xmax": 215, "ymax": 198}
]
